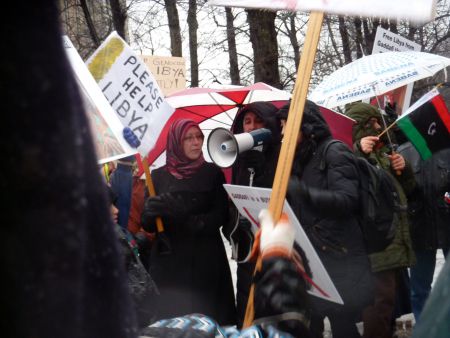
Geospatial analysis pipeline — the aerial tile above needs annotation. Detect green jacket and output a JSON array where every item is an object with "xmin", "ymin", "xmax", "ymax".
[{"xmin": 348, "ymin": 103, "xmax": 416, "ymax": 272}]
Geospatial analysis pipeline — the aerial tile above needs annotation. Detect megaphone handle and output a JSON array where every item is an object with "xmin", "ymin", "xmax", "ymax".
[
  {"xmin": 248, "ymin": 168, "xmax": 255, "ymax": 187},
  {"xmin": 142, "ymin": 158, "xmax": 165, "ymax": 233}
]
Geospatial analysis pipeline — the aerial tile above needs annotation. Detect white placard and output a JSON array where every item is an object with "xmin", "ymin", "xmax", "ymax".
[
  {"xmin": 63, "ymin": 36, "xmax": 136, "ymax": 164},
  {"xmin": 372, "ymin": 27, "xmax": 421, "ymax": 54},
  {"xmin": 372, "ymin": 27, "xmax": 422, "ymax": 112},
  {"xmin": 224, "ymin": 184, "xmax": 343, "ymax": 304},
  {"xmin": 86, "ymin": 32, "xmax": 175, "ymax": 157}
]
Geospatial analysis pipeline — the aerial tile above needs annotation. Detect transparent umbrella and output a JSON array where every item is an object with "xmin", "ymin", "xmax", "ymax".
[{"xmin": 309, "ymin": 51, "xmax": 450, "ymax": 109}]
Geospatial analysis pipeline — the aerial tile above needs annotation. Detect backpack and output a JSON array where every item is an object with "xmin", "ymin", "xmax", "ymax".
[{"xmin": 320, "ymin": 140, "xmax": 399, "ymax": 254}]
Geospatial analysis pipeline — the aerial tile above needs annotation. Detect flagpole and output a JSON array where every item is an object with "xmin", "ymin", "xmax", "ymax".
[{"xmin": 377, "ymin": 120, "xmax": 397, "ymax": 138}]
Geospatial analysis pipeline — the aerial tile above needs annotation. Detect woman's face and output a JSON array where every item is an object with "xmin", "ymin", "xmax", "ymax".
[
  {"xmin": 110, "ymin": 204, "xmax": 119, "ymax": 224},
  {"xmin": 243, "ymin": 111, "xmax": 265, "ymax": 132},
  {"xmin": 182, "ymin": 126, "xmax": 204, "ymax": 160}
]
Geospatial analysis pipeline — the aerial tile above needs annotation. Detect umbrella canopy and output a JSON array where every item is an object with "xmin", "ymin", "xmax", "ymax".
[
  {"xmin": 147, "ymin": 82, "xmax": 291, "ymax": 168},
  {"xmin": 309, "ymin": 51, "xmax": 450, "ymax": 108}
]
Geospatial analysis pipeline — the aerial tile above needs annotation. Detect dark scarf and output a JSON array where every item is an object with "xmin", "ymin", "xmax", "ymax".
[{"xmin": 166, "ymin": 119, "xmax": 205, "ymax": 179}]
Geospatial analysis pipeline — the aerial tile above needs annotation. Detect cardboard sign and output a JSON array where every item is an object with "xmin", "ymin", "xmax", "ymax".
[
  {"xmin": 224, "ymin": 184, "xmax": 343, "ymax": 304},
  {"xmin": 86, "ymin": 32, "xmax": 175, "ymax": 157},
  {"xmin": 141, "ymin": 55, "xmax": 186, "ymax": 96},
  {"xmin": 208, "ymin": 0, "xmax": 437, "ymax": 23},
  {"xmin": 63, "ymin": 36, "xmax": 136, "ymax": 164}
]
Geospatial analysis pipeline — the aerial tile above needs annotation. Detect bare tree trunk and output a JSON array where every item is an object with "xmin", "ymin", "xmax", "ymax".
[
  {"xmin": 326, "ymin": 16, "xmax": 343, "ymax": 67},
  {"xmin": 338, "ymin": 16, "xmax": 352, "ymax": 64},
  {"xmin": 79, "ymin": 0, "xmax": 100, "ymax": 47},
  {"xmin": 246, "ymin": 10, "xmax": 281, "ymax": 88},
  {"xmin": 389, "ymin": 19, "xmax": 398, "ymax": 34},
  {"xmin": 109, "ymin": 0, "xmax": 127, "ymax": 41},
  {"xmin": 287, "ymin": 13, "xmax": 300, "ymax": 69},
  {"xmin": 164, "ymin": 0, "xmax": 182, "ymax": 56},
  {"xmin": 408, "ymin": 24, "xmax": 418, "ymax": 41},
  {"xmin": 353, "ymin": 17, "xmax": 364, "ymax": 58},
  {"xmin": 187, "ymin": 0, "xmax": 198, "ymax": 86},
  {"xmin": 362, "ymin": 18, "xmax": 377, "ymax": 53},
  {"xmin": 225, "ymin": 7, "xmax": 240, "ymax": 85}
]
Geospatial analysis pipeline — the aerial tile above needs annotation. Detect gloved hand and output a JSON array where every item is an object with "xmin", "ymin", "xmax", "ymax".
[
  {"xmin": 123, "ymin": 127, "xmax": 141, "ymax": 148},
  {"xmin": 259, "ymin": 210, "xmax": 295, "ymax": 259},
  {"xmin": 141, "ymin": 196, "xmax": 163, "ymax": 232},
  {"xmin": 144, "ymin": 193, "xmax": 192, "ymax": 221}
]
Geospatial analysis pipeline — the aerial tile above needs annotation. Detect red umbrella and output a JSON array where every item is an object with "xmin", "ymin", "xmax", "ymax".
[
  {"xmin": 319, "ymin": 106, "xmax": 355, "ymax": 149},
  {"xmin": 144, "ymin": 82, "xmax": 291, "ymax": 169},
  {"xmin": 138, "ymin": 83, "xmax": 355, "ymax": 175}
]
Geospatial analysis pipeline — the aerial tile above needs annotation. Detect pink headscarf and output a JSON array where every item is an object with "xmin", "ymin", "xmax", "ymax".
[{"xmin": 166, "ymin": 119, "xmax": 205, "ymax": 179}]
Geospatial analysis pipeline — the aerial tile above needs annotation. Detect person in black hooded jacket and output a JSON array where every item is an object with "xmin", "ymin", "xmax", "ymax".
[
  {"xmin": 280, "ymin": 101, "xmax": 373, "ymax": 338},
  {"xmin": 226, "ymin": 101, "xmax": 282, "ymax": 328}
]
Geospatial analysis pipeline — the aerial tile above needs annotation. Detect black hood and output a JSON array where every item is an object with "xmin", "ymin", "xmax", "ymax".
[
  {"xmin": 279, "ymin": 100, "xmax": 331, "ymax": 142},
  {"xmin": 231, "ymin": 101, "xmax": 281, "ymax": 145}
]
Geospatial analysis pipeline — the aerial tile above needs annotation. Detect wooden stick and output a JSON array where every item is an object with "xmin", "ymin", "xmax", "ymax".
[
  {"xmin": 242, "ymin": 11, "xmax": 325, "ymax": 328},
  {"xmin": 377, "ymin": 120, "xmax": 397, "ymax": 138},
  {"xmin": 142, "ymin": 157, "xmax": 164, "ymax": 233}
]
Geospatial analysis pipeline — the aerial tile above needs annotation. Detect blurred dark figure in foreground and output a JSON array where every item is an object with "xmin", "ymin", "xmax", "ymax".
[{"xmin": 1, "ymin": 2, "xmax": 137, "ymax": 337}]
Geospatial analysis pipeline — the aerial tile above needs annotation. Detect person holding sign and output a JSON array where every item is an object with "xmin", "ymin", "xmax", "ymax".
[
  {"xmin": 141, "ymin": 119, "xmax": 236, "ymax": 325},
  {"xmin": 225, "ymin": 101, "xmax": 282, "ymax": 328},
  {"xmin": 280, "ymin": 101, "xmax": 373, "ymax": 338}
]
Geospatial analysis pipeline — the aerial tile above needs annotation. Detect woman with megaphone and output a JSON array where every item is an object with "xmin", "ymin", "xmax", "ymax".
[{"xmin": 223, "ymin": 101, "xmax": 282, "ymax": 329}]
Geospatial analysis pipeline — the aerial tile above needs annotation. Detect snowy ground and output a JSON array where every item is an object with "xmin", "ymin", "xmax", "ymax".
[{"xmin": 223, "ymin": 234, "xmax": 447, "ymax": 337}]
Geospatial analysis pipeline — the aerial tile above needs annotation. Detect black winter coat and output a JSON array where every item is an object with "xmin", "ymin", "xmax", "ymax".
[
  {"xmin": 288, "ymin": 138, "xmax": 373, "ymax": 315},
  {"xmin": 148, "ymin": 163, "xmax": 236, "ymax": 325},
  {"xmin": 398, "ymin": 143, "xmax": 450, "ymax": 250}
]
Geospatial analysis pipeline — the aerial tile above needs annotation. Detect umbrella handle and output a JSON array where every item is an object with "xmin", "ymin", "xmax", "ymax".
[{"xmin": 142, "ymin": 158, "xmax": 165, "ymax": 233}]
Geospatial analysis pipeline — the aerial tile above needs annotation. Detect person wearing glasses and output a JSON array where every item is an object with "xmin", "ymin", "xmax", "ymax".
[{"xmin": 141, "ymin": 119, "xmax": 236, "ymax": 325}]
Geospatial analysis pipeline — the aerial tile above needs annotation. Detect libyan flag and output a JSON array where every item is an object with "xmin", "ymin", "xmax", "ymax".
[{"xmin": 397, "ymin": 88, "xmax": 450, "ymax": 160}]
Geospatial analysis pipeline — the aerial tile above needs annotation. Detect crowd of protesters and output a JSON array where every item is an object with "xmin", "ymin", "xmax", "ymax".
[
  {"xmin": 103, "ymin": 97, "xmax": 449, "ymax": 338},
  {"xmin": 4, "ymin": 2, "xmax": 450, "ymax": 338}
]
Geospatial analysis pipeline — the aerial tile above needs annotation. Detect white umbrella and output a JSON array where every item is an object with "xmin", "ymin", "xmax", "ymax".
[{"xmin": 309, "ymin": 51, "xmax": 450, "ymax": 108}]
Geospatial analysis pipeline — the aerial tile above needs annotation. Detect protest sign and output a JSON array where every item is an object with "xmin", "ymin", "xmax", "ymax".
[
  {"xmin": 141, "ymin": 55, "xmax": 186, "ymax": 96},
  {"xmin": 224, "ymin": 184, "xmax": 343, "ymax": 305},
  {"xmin": 63, "ymin": 36, "xmax": 136, "ymax": 164},
  {"xmin": 86, "ymin": 32, "xmax": 174, "ymax": 157},
  {"xmin": 372, "ymin": 27, "xmax": 421, "ymax": 54},
  {"xmin": 208, "ymin": 0, "xmax": 437, "ymax": 23},
  {"xmin": 372, "ymin": 27, "xmax": 422, "ymax": 113}
]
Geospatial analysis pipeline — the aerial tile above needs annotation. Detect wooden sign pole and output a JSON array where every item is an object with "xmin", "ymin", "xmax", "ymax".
[
  {"xmin": 243, "ymin": 11, "xmax": 324, "ymax": 327},
  {"xmin": 142, "ymin": 157, "xmax": 164, "ymax": 233}
]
